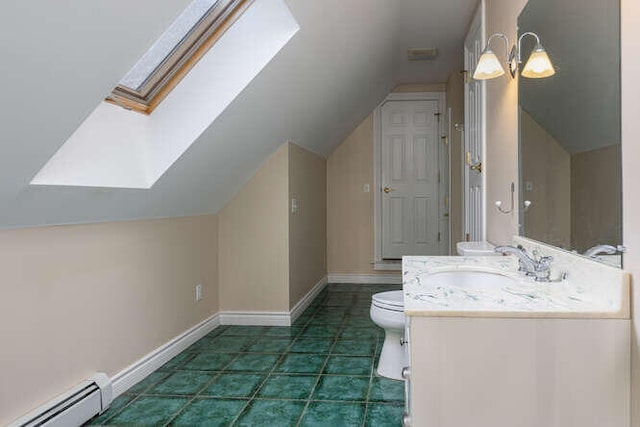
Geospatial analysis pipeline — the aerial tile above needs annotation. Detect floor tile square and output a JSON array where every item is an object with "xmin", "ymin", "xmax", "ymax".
[
  {"xmin": 246, "ymin": 337, "xmax": 294, "ymax": 353},
  {"xmin": 365, "ymin": 403, "xmax": 404, "ymax": 426},
  {"xmin": 264, "ymin": 326, "xmax": 303, "ymax": 337},
  {"xmin": 205, "ymin": 336, "xmax": 253, "ymax": 352},
  {"xmin": 220, "ymin": 326, "xmax": 270, "ymax": 336},
  {"xmin": 332, "ymin": 339, "xmax": 376, "ymax": 356},
  {"xmin": 369, "ymin": 376, "xmax": 405, "ymax": 402},
  {"xmin": 344, "ymin": 316, "xmax": 376, "ymax": 328},
  {"xmin": 300, "ymin": 325, "xmax": 340, "ymax": 338},
  {"xmin": 149, "ymin": 370, "xmax": 215, "ymax": 395},
  {"xmin": 274, "ymin": 353, "xmax": 327, "ymax": 374},
  {"xmin": 290, "ymin": 338, "xmax": 333, "ymax": 354},
  {"xmin": 108, "ymin": 396, "xmax": 188, "ymax": 426},
  {"xmin": 226, "ymin": 353, "xmax": 279, "ymax": 372},
  {"xmin": 235, "ymin": 399, "xmax": 306, "ymax": 427},
  {"xmin": 312, "ymin": 375, "xmax": 370, "ymax": 401},
  {"xmin": 181, "ymin": 352, "xmax": 236, "ymax": 371},
  {"xmin": 300, "ymin": 401, "xmax": 365, "ymax": 426},
  {"xmin": 159, "ymin": 352, "xmax": 196, "ymax": 371},
  {"xmin": 340, "ymin": 327, "xmax": 382, "ymax": 340},
  {"xmin": 127, "ymin": 372, "xmax": 169, "ymax": 394},
  {"xmin": 201, "ymin": 373, "xmax": 265, "ymax": 397},
  {"xmin": 257, "ymin": 374, "xmax": 317, "ymax": 399},
  {"xmin": 169, "ymin": 398, "xmax": 247, "ymax": 426},
  {"xmin": 324, "ymin": 355, "xmax": 373, "ymax": 376}
]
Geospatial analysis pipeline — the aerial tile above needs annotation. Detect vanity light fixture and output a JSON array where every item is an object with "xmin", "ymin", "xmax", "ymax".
[
  {"xmin": 472, "ymin": 33, "xmax": 511, "ymax": 80},
  {"xmin": 515, "ymin": 32, "xmax": 555, "ymax": 78},
  {"xmin": 473, "ymin": 31, "xmax": 555, "ymax": 80}
]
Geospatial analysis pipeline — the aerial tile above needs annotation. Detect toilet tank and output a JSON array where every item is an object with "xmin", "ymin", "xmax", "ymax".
[{"xmin": 456, "ymin": 241, "xmax": 500, "ymax": 256}]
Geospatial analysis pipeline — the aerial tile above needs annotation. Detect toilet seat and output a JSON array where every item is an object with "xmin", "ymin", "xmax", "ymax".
[{"xmin": 372, "ymin": 290, "xmax": 404, "ymax": 312}]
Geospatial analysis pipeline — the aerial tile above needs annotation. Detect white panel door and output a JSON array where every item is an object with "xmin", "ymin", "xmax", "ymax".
[
  {"xmin": 463, "ymin": 4, "xmax": 485, "ymax": 242},
  {"xmin": 381, "ymin": 100, "xmax": 441, "ymax": 259}
]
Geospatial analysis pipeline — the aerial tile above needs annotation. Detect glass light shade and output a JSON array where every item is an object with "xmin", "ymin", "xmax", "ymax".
[
  {"xmin": 473, "ymin": 50, "xmax": 505, "ymax": 80},
  {"xmin": 521, "ymin": 43, "xmax": 555, "ymax": 78}
]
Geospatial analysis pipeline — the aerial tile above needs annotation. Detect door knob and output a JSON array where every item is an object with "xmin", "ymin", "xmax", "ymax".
[
  {"xmin": 383, "ymin": 187, "xmax": 394, "ymax": 193},
  {"xmin": 470, "ymin": 162, "xmax": 482, "ymax": 173}
]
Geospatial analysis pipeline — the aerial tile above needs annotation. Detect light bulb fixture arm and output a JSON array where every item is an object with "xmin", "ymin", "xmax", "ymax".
[
  {"xmin": 484, "ymin": 33, "xmax": 510, "ymax": 59},
  {"xmin": 515, "ymin": 32, "xmax": 542, "ymax": 63}
]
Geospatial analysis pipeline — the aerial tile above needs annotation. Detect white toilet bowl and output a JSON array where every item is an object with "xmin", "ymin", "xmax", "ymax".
[{"xmin": 370, "ymin": 290, "xmax": 407, "ymax": 380}]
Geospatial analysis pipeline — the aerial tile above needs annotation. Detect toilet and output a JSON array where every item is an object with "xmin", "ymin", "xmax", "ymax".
[
  {"xmin": 370, "ymin": 290, "xmax": 406, "ymax": 380},
  {"xmin": 370, "ymin": 241, "xmax": 498, "ymax": 380},
  {"xmin": 456, "ymin": 241, "xmax": 499, "ymax": 256}
]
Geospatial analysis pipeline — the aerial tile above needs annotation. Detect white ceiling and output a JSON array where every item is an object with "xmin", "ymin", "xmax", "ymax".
[{"xmin": 0, "ymin": 0, "xmax": 477, "ymax": 228}]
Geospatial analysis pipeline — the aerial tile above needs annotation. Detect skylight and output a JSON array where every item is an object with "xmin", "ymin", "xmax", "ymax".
[
  {"xmin": 119, "ymin": 0, "xmax": 219, "ymax": 90},
  {"xmin": 107, "ymin": 0, "xmax": 254, "ymax": 114},
  {"xmin": 31, "ymin": 0, "xmax": 299, "ymax": 189}
]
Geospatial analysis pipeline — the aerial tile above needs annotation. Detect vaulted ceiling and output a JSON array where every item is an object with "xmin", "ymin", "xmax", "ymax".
[{"xmin": 0, "ymin": 0, "xmax": 477, "ymax": 228}]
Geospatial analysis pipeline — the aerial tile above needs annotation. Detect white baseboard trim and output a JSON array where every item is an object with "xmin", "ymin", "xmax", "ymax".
[
  {"xmin": 219, "ymin": 275, "xmax": 329, "ymax": 327},
  {"xmin": 219, "ymin": 311, "xmax": 290, "ymax": 327},
  {"xmin": 111, "ymin": 313, "xmax": 220, "ymax": 398},
  {"xmin": 290, "ymin": 276, "xmax": 328, "ymax": 323},
  {"xmin": 328, "ymin": 273, "xmax": 402, "ymax": 284}
]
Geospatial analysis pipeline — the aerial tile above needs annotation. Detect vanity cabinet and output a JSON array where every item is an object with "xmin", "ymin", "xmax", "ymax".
[{"xmin": 405, "ymin": 316, "xmax": 630, "ymax": 427}]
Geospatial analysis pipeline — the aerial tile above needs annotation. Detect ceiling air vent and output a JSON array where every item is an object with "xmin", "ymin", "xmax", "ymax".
[{"xmin": 407, "ymin": 48, "xmax": 438, "ymax": 61}]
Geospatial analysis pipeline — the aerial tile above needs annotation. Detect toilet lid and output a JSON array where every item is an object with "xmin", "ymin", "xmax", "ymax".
[{"xmin": 372, "ymin": 290, "xmax": 404, "ymax": 311}]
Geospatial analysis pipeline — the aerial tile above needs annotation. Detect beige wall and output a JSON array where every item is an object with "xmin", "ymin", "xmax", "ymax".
[
  {"xmin": 0, "ymin": 215, "xmax": 219, "ymax": 425},
  {"xmin": 621, "ymin": 0, "xmax": 640, "ymax": 424},
  {"xmin": 571, "ymin": 144, "xmax": 622, "ymax": 252},
  {"xmin": 288, "ymin": 143, "xmax": 327, "ymax": 309},
  {"xmin": 520, "ymin": 109, "xmax": 571, "ymax": 249},
  {"xmin": 218, "ymin": 144, "xmax": 290, "ymax": 312},
  {"xmin": 447, "ymin": 71, "xmax": 465, "ymax": 248},
  {"xmin": 484, "ymin": 0, "xmax": 528, "ymax": 245},
  {"xmin": 327, "ymin": 115, "xmax": 379, "ymax": 274}
]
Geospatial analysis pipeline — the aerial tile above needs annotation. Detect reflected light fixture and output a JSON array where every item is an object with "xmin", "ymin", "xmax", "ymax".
[
  {"xmin": 517, "ymin": 32, "xmax": 555, "ymax": 78},
  {"xmin": 473, "ymin": 31, "xmax": 555, "ymax": 80}
]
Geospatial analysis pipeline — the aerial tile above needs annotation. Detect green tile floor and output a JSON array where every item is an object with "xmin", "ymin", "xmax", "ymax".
[{"xmin": 87, "ymin": 284, "xmax": 404, "ymax": 426}]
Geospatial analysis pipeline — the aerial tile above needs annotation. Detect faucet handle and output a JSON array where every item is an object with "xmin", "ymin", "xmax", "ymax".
[{"xmin": 536, "ymin": 255, "xmax": 553, "ymax": 268}]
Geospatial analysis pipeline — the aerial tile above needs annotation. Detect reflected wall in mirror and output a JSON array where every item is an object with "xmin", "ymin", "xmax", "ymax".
[{"xmin": 518, "ymin": 0, "xmax": 622, "ymax": 267}]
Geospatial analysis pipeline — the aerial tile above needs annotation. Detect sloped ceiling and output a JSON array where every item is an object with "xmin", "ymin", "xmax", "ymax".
[{"xmin": 0, "ymin": 0, "xmax": 477, "ymax": 228}]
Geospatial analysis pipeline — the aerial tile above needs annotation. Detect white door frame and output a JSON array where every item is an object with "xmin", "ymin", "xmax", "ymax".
[
  {"xmin": 373, "ymin": 91, "xmax": 447, "ymax": 269},
  {"xmin": 463, "ymin": 1, "xmax": 487, "ymax": 242}
]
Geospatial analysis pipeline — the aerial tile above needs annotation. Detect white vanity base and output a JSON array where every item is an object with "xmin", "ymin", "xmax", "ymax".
[{"xmin": 408, "ymin": 317, "xmax": 630, "ymax": 427}]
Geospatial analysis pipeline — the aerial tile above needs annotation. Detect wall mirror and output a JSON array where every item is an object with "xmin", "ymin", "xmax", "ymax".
[{"xmin": 518, "ymin": 0, "xmax": 622, "ymax": 267}]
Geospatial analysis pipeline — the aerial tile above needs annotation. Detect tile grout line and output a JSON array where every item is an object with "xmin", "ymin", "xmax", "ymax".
[{"xmin": 295, "ymin": 297, "xmax": 353, "ymax": 427}]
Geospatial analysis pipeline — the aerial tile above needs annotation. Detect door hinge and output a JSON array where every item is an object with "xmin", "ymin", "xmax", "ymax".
[
  {"xmin": 434, "ymin": 112, "xmax": 441, "ymax": 123},
  {"xmin": 438, "ymin": 232, "xmax": 441, "ymax": 242},
  {"xmin": 465, "ymin": 151, "xmax": 472, "ymax": 166},
  {"xmin": 441, "ymin": 135, "xmax": 449, "ymax": 145},
  {"xmin": 444, "ymin": 195, "xmax": 449, "ymax": 207},
  {"xmin": 465, "ymin": 233, "xmax": 470, "ymax": 242},
  {"xmin": 437, "ymin": 171, "xmax": 441, "ymax": 183},
  {"xmin": 460, "ymin": 69, "xmax": 470, "ymax": 84}
]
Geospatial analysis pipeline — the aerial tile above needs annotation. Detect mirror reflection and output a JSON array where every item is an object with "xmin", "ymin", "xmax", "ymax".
[{"xmin": 518, "ymin": 0, "xmax": 622, "ymax": 266}]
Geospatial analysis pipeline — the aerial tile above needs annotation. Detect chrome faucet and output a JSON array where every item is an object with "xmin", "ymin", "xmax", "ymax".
[
  {"xmin": 494, "ymin": 245, "xmax": 554, "ymax": 282},
  {"xmin": 583, "ymin": 244, "xmax": 626, "ymax": 258}
]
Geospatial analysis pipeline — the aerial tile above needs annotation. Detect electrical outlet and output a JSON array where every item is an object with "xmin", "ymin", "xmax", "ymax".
[
  {"xmin": 363, "ymin": 183, "xmax": 370, "ymax": 193},
  {"xmin": 195, "ymin": 284, "xmax": 203, "ymax": 301}
]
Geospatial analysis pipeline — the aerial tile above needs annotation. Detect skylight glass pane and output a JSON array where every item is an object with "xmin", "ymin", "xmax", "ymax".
[{"xmin": 119, "ymin": 0, "xmax": 219, "ymax": 90}]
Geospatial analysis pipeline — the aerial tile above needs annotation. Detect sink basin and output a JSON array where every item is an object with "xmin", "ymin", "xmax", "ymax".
[{"xmin": 425, "ymin": 270, "xmax": 518, "ymax": 288}]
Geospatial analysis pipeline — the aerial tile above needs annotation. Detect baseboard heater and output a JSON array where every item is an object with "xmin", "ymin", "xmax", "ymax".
[{"xmin": 9, "ymin": 373, "xmax": 113, "ymax": 427}]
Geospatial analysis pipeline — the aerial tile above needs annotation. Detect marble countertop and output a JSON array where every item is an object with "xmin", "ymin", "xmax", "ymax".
[{"xmin": 403, "ymin": 254, "xmax": 630, "ymax": 319}]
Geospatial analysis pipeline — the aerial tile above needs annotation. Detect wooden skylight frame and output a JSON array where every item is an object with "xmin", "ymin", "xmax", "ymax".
[{"xmin": 106, "ymin": 0, "xmax": 253, "ymax": 115}]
